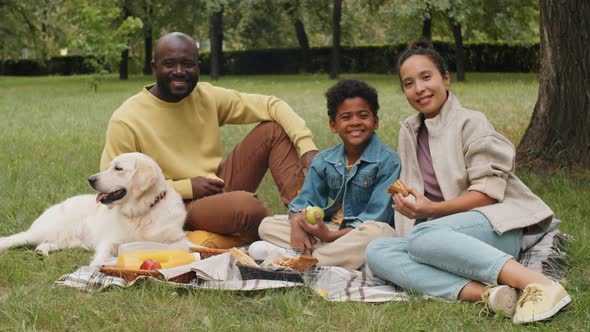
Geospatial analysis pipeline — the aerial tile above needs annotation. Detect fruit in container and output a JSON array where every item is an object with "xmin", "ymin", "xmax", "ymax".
[
  {"xmin": 139, "ymin": 259, "xmax": 162, "ymax": 270},
  {"xmin": 116, "ymin": 249, "xmax": 195, "ymax": 270}
]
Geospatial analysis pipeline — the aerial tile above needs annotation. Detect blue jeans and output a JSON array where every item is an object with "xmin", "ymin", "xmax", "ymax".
[{"xmin": 365, "ymin": 211, "xmax": 522, "ymax": 300}]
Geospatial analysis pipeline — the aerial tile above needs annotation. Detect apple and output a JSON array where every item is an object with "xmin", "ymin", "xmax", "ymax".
[
  {"xmin": 305, "ymin": 206, "xmax": 324, "ymax": 225},
  {"xmin": 139, "ymin": 259, "xmax": 162, "ymax": 270}
]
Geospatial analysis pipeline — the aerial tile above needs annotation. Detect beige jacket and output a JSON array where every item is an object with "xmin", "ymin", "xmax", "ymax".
[{"xmin": 395, "ymin": 93, "xmax": 553, "ymax": 237}]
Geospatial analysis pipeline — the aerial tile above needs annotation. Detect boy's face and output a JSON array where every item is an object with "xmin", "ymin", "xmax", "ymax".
[{"xmin": 329, "ymin": 97, "xmax": 379, "ymax": 150}]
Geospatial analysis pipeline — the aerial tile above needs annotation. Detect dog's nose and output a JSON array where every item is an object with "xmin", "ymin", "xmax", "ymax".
[{"xmin": 88, "ymin": 176, "xmax": 97, "ymax": 187}]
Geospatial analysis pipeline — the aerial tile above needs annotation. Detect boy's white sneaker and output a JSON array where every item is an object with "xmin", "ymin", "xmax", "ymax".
[{"xmin": 247, "ymin": 241, "xmax": 290, "ymax": 261}]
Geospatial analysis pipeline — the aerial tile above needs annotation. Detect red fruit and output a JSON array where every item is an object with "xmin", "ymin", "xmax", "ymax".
[{"xmin": 139, "ymin": 259, "xmax": 162, "ymax": 270}]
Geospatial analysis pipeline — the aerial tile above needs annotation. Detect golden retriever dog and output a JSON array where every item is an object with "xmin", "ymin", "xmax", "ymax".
[{"xmin": 0, "ymin": 153, "xmax": 187, "ymax": 266}]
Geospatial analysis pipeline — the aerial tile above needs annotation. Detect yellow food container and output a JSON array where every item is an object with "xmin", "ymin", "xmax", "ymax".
[{"xmin": 116, "ymin": 249, "xmax": 196, "ymax": 270}]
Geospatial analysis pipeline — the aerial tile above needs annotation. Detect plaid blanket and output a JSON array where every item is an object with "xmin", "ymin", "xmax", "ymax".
[{"xmin": 54, "ymin": 229, "xmax": 572, "ymax": 302}]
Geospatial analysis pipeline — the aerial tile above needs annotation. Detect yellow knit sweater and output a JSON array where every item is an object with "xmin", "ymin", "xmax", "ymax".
[{"xmin": 100, "ymin": 82, "xmax": 317, "ymax": 199}]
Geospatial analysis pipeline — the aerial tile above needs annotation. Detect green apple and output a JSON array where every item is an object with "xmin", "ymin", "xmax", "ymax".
[{"xmin": 305, "ymin": 206, "xmax": 324, "ymax": 225}]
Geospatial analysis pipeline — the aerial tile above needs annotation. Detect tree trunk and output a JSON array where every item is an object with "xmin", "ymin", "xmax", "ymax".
[
  {"xmin": 119, "ymin": 4, "xmax": 130, "ymax": 80},
  {"xmin": 294, "ymin": 18, "xmax": 311, "ymax": 72},
  {"xmin": 119, "ymin": 48, "xmax": 129, "ymax": 80},
  {"xmin": 143, "ymin": 33, "xmax": 152, "ymax": 75},
  {"xmin": 330, "ymin": 0, "xmax": 341, "ymax": 79},
  {"xmin": 283, "ymin": 2, "xmax": 311, "ymax": 73},
  {"xmin": 422, "ymin": 17, "xmax": 432, "ymax": 40},
  {"xmin": 449, "ymin": 17, "xmax": 465, "ymax": 82},
  {"xmin": 209, "ymin": 9, "xmax": 223, "ymax": 81},
  {"xmin": 142, "ymin": 1, "xmax": 153, "ymax": 75},
  {"xmin": 516, "ymin": 0, "xmax": 590, "ymax": 168}
]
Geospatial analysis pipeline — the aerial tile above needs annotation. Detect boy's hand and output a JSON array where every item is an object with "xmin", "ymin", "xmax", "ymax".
[
  {"xmin": 301, "ymin": 218, "xmax": 353, "ymax": 243},
  {"xmin": 290, "ymin": 212, "xmax": 317, "ymax": 250},
  {"xmin": 298, "ymin": 213, "xmax": 331, "ymax": 242}
]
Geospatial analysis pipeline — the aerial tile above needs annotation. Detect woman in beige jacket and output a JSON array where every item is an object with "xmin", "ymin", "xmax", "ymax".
[{"xmin": 365, "ymin": 39, "xmax": 570, "ymax": 324}]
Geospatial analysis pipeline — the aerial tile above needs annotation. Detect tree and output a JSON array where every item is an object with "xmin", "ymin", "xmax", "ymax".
[
  {"xmin": 282, "ymin": 0, "xmax": 311, "ymax": 72},
  {"xmin": 141, "ymin": 0, "xmax": 154, "ymax": 75},
  {"xmin": 119, "ymin": 1, "xmax": 132, "ymax": 80},
  {"xmin": 68, "ymin": 0, "xmax": 142, "ymax": 79},
  {"xmin": 209, "ymin": 8, "xmax": 223, "ymax": 80},
  {"xmin": 467, "ymin": 0, "xmax": 538, "ymax": 41},
  {"xmin": 0, "ymin": 0, "xmax": 70, "ymax": 62},
  {"xmin": 516, "ymin": 0, "xmax": 590, "ymax": 168},
  {"xmin": 329, "ymin": 0, "xmax": 341, "ymax": 79},
  {"xmin": 0, "ymin": 0, "xmax": 38, "ymax": 65},
  {"xmin": 448, "ymin": 15, "xmax": 465, "ymax": 81},
  {"xmin": 422, "ymin": 16, "xmax": 432, "ymax": 39}
]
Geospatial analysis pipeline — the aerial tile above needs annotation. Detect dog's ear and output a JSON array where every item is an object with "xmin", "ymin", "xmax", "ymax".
[{"xmin": 131, "ymin": 162, "xmax": 157, "ymax": 195}]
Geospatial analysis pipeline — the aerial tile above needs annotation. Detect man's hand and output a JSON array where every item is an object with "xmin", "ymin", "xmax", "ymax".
[
  {"xmin": 190, "ymin": 176, "xmax": 225, "ymax": 199},
  {"xmin": 290, "ymin": 212, "xmax": 317, "ymax": 251},
  {"xmin": 300, "ymin": 150, "xmax": 319, "ymax": 170}
]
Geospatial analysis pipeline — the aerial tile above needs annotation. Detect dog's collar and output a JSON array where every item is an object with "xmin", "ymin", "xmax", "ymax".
[{"xmin": 150, "ymin": 190, "xmax": 167, "ymax": 208}]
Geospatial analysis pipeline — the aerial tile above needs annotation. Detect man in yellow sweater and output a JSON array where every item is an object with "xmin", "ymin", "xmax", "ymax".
[{"xmin": 100, "ymin": 32, "xmax": 319, "ymax": 248}]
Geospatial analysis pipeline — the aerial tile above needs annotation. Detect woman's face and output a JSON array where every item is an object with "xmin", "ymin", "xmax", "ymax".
[{"xmin": 399, "ymin": 54, "xmax": 450, "ymax": 119}]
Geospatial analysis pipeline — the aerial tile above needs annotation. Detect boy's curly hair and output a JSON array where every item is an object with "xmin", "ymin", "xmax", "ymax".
[{"xmin": 325, "ymin": 79, "xmax": 379, "ymax": 121}]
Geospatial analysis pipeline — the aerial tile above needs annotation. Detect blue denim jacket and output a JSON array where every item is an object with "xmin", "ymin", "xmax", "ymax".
[{"xmin": 289, "ymin": 133, "xmax": 400, "ymax": 229}]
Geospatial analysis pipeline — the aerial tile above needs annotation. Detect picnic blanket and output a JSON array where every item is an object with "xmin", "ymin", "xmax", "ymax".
[{"xmin": 54, "ymin": 226, "xmax": 572, "ymax": 302}]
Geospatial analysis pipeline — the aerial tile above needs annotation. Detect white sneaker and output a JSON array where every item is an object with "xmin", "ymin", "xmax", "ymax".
[
  {"xmin": 247, "ymin": 241, "xmax": 290, "ymax": 261},
  {"xmin": 480, "ymin": 285, "xmax": 518, "ymax": 317}
]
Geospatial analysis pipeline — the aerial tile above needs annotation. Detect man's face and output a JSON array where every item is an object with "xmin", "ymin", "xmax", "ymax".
[{"xmin": 152, "ymin": 38, "xmax": 199, "ymax": 102}]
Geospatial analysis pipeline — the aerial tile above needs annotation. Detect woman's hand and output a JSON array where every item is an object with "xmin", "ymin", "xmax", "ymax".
[
  {"xmin": 393, "ymin": 189, "xmax": 497, "ymax": 220},
  {"xmin": 393, "ymin": 189, "xmax": 437, "ymax": 220}
]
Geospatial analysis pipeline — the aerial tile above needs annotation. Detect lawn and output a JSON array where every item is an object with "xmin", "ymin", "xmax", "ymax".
[{"xmin": 0, "ymin": 73, "xmax": 588, "ymax": 331}]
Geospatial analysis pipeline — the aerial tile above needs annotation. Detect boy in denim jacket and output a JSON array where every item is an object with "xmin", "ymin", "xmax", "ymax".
[{"xmin": 249, "ymin": 79, "xmax": 400, "ymax": 269}]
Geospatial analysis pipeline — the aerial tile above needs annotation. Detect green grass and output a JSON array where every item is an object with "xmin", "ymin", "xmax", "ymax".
[{"xmin": 0, "ymin": 73, "xmax": 588, "ymax": 331}]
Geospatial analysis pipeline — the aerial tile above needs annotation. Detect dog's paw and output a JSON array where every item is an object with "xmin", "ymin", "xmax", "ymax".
[
  {"xmin": 34, "ymin": 243, "xmax": 53, "ymax": 256},
  {"xmin": 89, "ymin": 253, "xmax": 110, "ymax": 267}
]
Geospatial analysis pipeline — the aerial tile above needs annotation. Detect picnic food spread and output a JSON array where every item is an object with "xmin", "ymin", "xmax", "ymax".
[
  {"xmin": 230, "ymin": 247, "xmax": 318, "ymax": 271},
  {"xmin": 230, "ymin": 247, "xmax": 258, "ymax": 266},
  {"xmin": 275, "ymin": 255, "xmax": 319, "ymax": 271},
  {"xmin": 387, "ymin": 179, "xmax": 410, "ymax": 197},
  {"xmin": 139, "ymin": 259, "xmax": 162, "ymax": 270},
  {"xmin": 116, "ymin": 249, "xmax": 196, "ymax": 270}
]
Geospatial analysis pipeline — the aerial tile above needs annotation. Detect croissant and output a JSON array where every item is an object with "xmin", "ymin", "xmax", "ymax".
[{"xmin": 387, "ymin": 179, "xmax": 410, "ymax": 197}]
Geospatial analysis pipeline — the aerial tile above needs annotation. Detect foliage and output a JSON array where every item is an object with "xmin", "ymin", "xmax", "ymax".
[
  {"xmin": 376, "ymin": 0, "xmax": 538, "ymax": 43},
  {"xmin": 227, "ymin": 0, "xmax": 293, "ymax": 49},
  {"xmin": 1, "ymin": 0, "xmax": 540, "ymax": 69},
  {"xmin": 67, "ymin": 0, "xmax": 143, "ymax": 74},
  {"xmin": 0, "ymin": 0, "xmax": 71, "ymax": 61}
]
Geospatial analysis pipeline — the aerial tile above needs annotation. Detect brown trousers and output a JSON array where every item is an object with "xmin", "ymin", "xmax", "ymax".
[{"xmin": 184, "ymin": 122, "xmax": 303, "ymax": 242}]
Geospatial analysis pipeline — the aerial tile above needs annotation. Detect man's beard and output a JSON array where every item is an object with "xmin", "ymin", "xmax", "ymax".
[{"xmin": 156, "ymin": 74, "xmax": 198, "ymax": 102}]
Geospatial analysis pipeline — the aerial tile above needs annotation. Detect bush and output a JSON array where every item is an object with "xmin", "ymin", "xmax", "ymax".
[
  {"xmin": 199, "ymin": 41, "xmax": 539, "ymax": 75},
  {"xmin": 1, "ymin": 41, "xmax": 539, "ymax": 76},
  {"xmin": 0, "ymin": 56, "xmax": 96, "ymax": 76}
]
